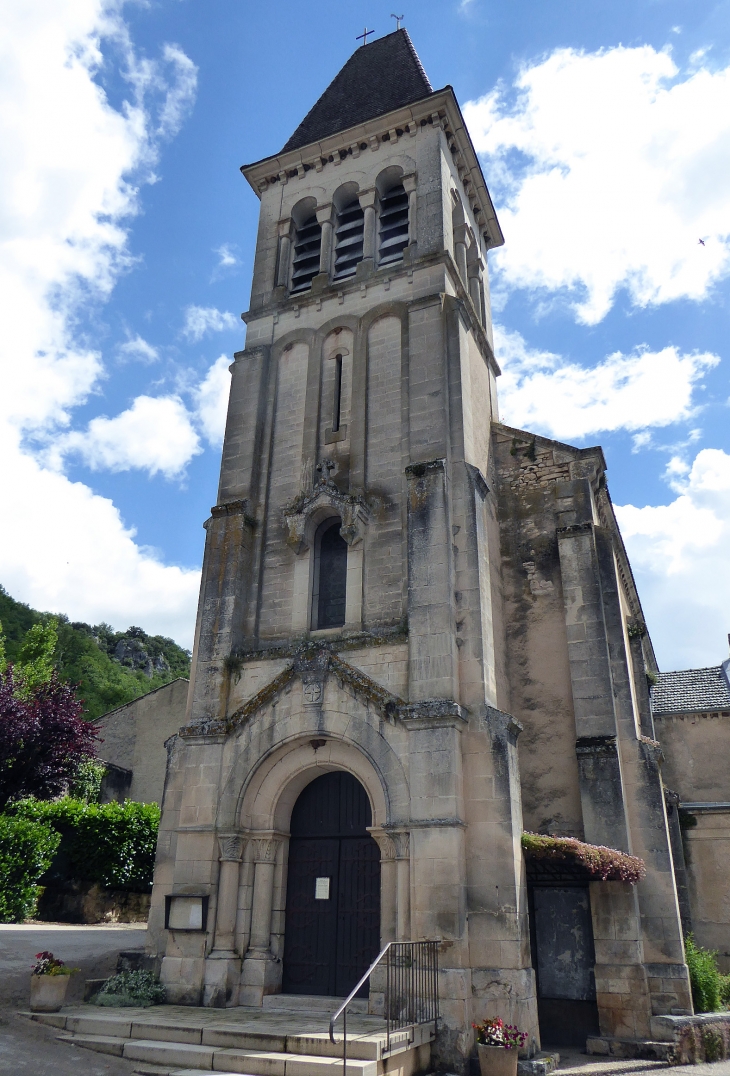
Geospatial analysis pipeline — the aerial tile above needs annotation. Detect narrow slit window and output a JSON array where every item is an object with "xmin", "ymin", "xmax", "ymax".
[
  {"xmin": 312, "ymin": 518, "xmax": 347, "ymax": 630},
  {"xmin": 332, "ymin": 354, "xmax": 343, "ymax": 433},
  {"xmin": 291, "ymin": 215, "xmax": 321, "ymax": 293},
  {"xmin": 334, "ymin": 199, "xmax": 364, "ymax": 279},
  {"xmin": 378, "ymin": 183, "xmax": 409, "ymax": 266}
]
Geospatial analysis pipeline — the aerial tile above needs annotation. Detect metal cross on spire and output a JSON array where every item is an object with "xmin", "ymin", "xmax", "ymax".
[
  {"xmin": 391, "ymin": 14, "xmax": 404, "ymax": 29},
  {"xmin": 356, "ymin": 26, "xmax": 374, "ymax": 46}
]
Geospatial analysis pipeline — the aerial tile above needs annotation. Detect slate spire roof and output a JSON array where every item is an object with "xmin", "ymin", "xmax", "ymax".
[{"xmin": 280, "ymin": 29, "xmax": 434, "ymax": 154}]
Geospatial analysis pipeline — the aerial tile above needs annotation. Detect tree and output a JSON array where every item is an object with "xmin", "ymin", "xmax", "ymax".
[
  {"xmin": 0, "ymin": 668, "xmax": 98, "ymax": 811},
  {"xmin": 13, "ymin": 619, "xmax": 58, "ymax": 695},
  {"xmin": 0, "ymin": 616, "xmax": 58, "ymax": 695}
]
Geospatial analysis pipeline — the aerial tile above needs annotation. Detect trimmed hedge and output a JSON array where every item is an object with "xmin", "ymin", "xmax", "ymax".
[
  {"xmin": 0, "ymin": 814, "xmax": 60, "ymax": 922},
  {"xmin": 8, "ymin": 797, "xmax": 160, "ymax": 892}
]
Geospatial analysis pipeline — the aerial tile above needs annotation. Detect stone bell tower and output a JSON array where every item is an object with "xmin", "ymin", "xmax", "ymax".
[
  {"xmin": 146, "ymin": 26, "xmax": 692, "ymax": 1072},
  {"xmin": 147, "ymin": 27, "xmax": 538, "ymax": 1063}
]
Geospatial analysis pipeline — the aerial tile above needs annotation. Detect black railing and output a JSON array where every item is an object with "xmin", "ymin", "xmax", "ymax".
[{"xmin": 329, "ymin": 941, "xmax": 439, "ymax": 1076}]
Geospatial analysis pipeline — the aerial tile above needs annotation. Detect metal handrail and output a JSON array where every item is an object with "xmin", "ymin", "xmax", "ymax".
[{"xmin": 329, "ymin": 941, "xmax": 439, "ymax": 1076}]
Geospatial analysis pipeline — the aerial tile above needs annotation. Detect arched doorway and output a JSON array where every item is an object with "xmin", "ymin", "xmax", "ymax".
[{"xmin": 282, "ymin": 771, "xmax": 381, "ymax": 997}]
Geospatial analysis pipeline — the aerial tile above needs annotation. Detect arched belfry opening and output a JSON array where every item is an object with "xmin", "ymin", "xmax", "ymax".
[
  {"xmin": 282, "ymin": 771, "xmax": 381, "ymax": 997},
  {"xmin": 311, "ymin": 517, "xmax": 347, "ymax": 629}
]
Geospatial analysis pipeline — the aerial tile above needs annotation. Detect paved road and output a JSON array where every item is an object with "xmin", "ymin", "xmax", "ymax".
[
  {"xmin": 0, "ymin": 922, "xmax": 146, "ymax": 1007},
  {"xmin": 0, "ymin": 922, "xmax": 145, "ymax": 1075}
]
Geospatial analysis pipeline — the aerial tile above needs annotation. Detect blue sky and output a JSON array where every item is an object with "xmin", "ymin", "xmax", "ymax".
[{"xmin": 1, "ymin": 0, "xmax": 729, "ymax": 669}]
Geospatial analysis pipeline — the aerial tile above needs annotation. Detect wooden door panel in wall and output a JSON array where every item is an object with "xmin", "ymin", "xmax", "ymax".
[{"xmin": 283, "ymin": 772, "xmax": 381, "ymax": 998}]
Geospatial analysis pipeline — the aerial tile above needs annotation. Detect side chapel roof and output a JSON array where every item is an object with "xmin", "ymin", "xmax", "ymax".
[
  {"xmin": 280, "ymin": 29, "xmax": 434, "ymax": 154},
  {"xmin": 651, "ymin": 662, "xmax": 730, "ymax": 715}
]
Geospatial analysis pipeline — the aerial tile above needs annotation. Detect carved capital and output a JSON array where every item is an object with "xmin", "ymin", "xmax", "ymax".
[
  {"xmin": 370, "ymin": 830, "xmax": 396, "ymax": 861},
  {"xmin": 251, "ymin": 837, "xmax": 280, "ymax": 864},
  {"xmin": 218, "ymin": 833, "xmax": 246, "ymax": 862},
  {"xmin": 390, "ymin": 832, "xmax": 410, "ymax": 859}
]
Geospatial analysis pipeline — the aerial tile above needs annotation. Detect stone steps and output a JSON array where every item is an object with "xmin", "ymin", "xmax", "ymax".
[
  {"xmin": 262, "ymin": 995, "xmax": 368, "ymax": 1015},
  {"xmin": 57, "ymin": 1032, "xmax": 379, "ymax": 1074},
  {"xmin": 26, "ymin": 1003, "xmax": 434, "ymax": 1076}
]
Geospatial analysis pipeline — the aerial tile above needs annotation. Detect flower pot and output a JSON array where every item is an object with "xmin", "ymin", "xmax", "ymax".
[
  {"xmin": 477, "ymin": 1044, "xmax": 519, "ymax": 1076},
  {"xmin": 30, "ymin": 973, "xmax": 70, "ymax": 1012}
]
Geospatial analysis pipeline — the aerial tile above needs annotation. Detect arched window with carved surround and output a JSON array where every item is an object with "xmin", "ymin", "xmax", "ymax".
[{"xmin": 311, "ymin": 517, "xmax": 347, "ymax": 629}]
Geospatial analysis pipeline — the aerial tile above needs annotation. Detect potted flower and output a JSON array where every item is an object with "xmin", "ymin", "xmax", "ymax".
[
  {"xmin": 473, "ymin": 1017, "xmax": 527, "ymax": 1076},
  {"xmin": 30, "ymin": 952, "xmax": 79, "ymax": 1012}
]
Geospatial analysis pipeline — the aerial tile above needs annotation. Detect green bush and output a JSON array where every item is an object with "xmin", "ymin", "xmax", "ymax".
[
  {"xmin": 8, "ymin": 797, "xmax": 160, "ymax": 891},
  {"xmin": 0, "ymin": 815, "xmax": 60, "ymax": 922},
  {"xmin": 66, "ymin": 758, "xmax": 106, "ymax": 803},
  {"xmin": 686, "ymin": 934, "xmax": 723, "ymax": 1012},
  {"xmin": 720, "ymin": 974, "xmax": 730, "ymax": 1008},
  {"xmin": 94, "ymin": 970, "xmax": 166, "ymax": 1007}
]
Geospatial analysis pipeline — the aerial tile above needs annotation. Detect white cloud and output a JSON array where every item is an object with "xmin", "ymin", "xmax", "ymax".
[
  {"xmin": 616, "ymin": 449, "xmax": 730, "ymax": 668},
  {"xmin": 464, "ymin": 46, "xmax": 730, "ymax": 323},
  {"xmin": 214, "ymin": 244, "xmax": 238, "ymax": 268},
  {"xmin": 183, "ymin": 304, "xmax": 239, "ymax": 342},
  {"xmin": 0, "ymin": 0, "xmax": 200, "ymax": 644},
  {"xmin": 195, "ymin": 355, "xmax": 231, "ymax": 447},
  {"xmin": 495, "ymin": 326, "xmax": 718, "ymax": 440},
  {"xmin": 118, "ymin": 333, "xmax": 159, "ymax": 363},
  {"xmin": 55, "ymin": 394, "xmax": 201, "ymax": 478},
  {"xmin": 3, "ymin": 430, "xmax": 200, "ymax": 643}
]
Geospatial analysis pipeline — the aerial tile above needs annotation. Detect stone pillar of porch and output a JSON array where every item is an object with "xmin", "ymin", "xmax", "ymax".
[
  {"xmin": 240, "ymin": 835, "xmax": 282, "ymax": 1007},
  {"xmin": 391, "ymin": 831, "xmax": 412, "ymax": 941},
  {"xmin": 204, "ymin": 833, "xmax": 246, "ymax": 1008}
]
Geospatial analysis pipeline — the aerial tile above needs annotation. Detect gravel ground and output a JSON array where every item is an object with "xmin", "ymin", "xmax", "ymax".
[{"xmin": 0, "ymin": 922, "xmax": 145, "ymax": 1075}]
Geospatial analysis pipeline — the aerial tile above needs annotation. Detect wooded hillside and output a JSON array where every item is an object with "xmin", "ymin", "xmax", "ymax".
[{"xmin": 0, "ymin": 586, "xmax": 190, "ymax": 719}]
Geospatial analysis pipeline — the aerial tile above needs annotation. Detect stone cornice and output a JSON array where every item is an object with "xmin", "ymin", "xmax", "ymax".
[{"xmin": 240, "ymin": 88, "xmax": 503, "ymax": 250}]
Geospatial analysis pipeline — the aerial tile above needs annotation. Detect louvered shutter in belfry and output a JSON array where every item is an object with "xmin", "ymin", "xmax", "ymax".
[
  {"xmin": 333, "ymin": 199, "xmax": 365, "ymax": 279},
  {"xmin": 290, "ymin": 215, "xmax": 321, "ymax": 292},
  {"xmin": 378, "ymin": 183, "xmax": 409, "ymax": 266}
]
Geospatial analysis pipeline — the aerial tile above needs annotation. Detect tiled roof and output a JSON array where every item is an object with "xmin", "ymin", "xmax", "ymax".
[
  {"xmin": 651, "ymin": 663, "xmax": 730, "ymax": 715},
  {"xmin": 280, "ymin": 29, "xmax": 434, "ymax": 154}
]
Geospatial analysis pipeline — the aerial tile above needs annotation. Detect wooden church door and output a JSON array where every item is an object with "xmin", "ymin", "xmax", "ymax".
[{"xmin": 282, "ymin": 771, "xmax": 381, "ymax": 997}]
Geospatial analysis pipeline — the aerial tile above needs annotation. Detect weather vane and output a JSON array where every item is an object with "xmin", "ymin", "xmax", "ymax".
[
  {"xmin": 391, "ymin": 14, "xmax": 404, "ymax": 29},
  {"xmin": 356, "ymin": 27, "xmax": 374, "ymax": 46}
]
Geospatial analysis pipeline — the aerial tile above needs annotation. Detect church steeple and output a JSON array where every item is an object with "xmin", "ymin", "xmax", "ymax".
[{"xmin": 281, "ymin": 29, "xmax": 433, "ymax": 154}]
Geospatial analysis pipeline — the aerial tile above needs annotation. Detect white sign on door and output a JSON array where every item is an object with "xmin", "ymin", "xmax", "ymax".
[{"xmin": 314, "ymin": 876, "xmax": 331, "ymax": 900}]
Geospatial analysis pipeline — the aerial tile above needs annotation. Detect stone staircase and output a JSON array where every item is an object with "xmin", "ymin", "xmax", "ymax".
[{"xmin": 25, "ymin": 996, "xmax": 435, "ymax": 1076}]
